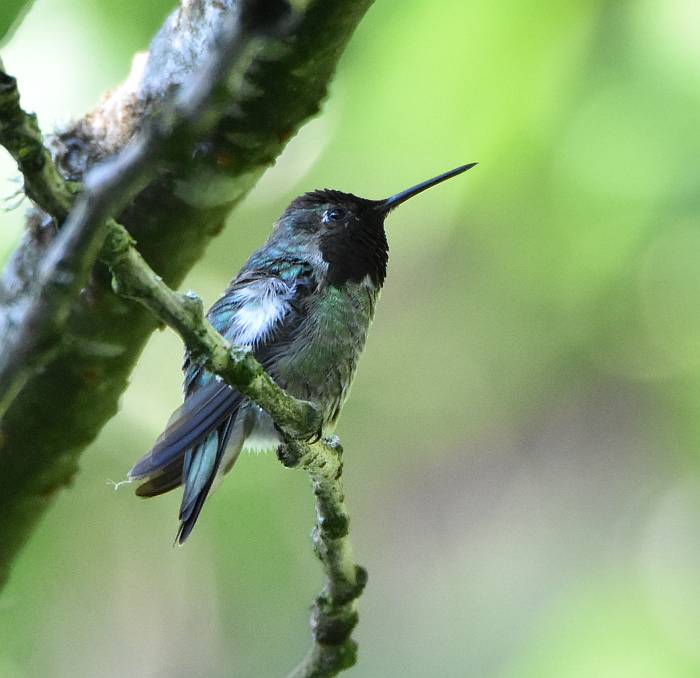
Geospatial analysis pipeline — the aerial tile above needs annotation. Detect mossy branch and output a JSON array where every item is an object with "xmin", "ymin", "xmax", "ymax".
[
  {"xmin": 281, "ymin": 437, "xmax": 368, "ymax": 678},
  {"xmin": 0, "ymin": 70, "xmax": 77, "ymax": 219},
  {"xmin": 103, "ymin": 225, "xmax": 367, "ymax": 677}
]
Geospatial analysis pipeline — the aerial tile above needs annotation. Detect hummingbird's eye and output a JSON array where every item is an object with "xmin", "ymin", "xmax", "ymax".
[{"xmin": 322, "ymin": 208, "xmax": 345, "ymax": 224}]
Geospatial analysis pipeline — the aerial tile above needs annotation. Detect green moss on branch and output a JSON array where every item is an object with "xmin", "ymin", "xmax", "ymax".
[{"xmin": 0, "ymin": 68, "xmax": 77, "ymax": 219}]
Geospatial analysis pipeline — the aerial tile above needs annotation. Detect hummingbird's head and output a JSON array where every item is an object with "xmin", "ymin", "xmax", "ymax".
[
  {"xmin": 273, "ymin": 162, "xmax": 477, "ymax": 289},
  {"xmin": 277, "ymin": 189, "xmax": 389, "ymax": 288}
]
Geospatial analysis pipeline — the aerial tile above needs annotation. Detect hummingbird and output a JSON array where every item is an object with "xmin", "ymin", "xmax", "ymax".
[{"xmin": 128, "ymin": 162, "xmax": 477, "ymax": 542}]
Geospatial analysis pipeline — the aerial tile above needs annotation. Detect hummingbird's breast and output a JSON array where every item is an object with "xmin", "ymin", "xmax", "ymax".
[{"xmin": 271, "ymin": 278, "xmax": 379, "ymax": 427}]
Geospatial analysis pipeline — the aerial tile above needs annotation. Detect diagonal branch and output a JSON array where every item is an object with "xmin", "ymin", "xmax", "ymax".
[
  {"xmin": 104, "ymin": 222, "xmax": 367, "ymax": 676},
  {"xmin": 103, "ymin": 227, "xmax": 367, "ymax": 677}
]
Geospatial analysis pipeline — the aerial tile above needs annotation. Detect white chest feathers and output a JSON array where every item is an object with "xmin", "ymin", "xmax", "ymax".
[{"xmin": 227, "ymin": 278, "xmax": 291, "ymax": 347}]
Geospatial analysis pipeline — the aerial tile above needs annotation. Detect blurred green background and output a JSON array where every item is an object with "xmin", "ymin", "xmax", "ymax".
[{"xmin": 2, "ymin": 0, "xmax": 700, "ymax": 676}]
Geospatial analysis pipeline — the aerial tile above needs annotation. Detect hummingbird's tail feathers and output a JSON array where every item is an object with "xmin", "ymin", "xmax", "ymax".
[
  {"xmin": 128, "ymin": 380, "xmax": 244, "ymax": 541},
  {"xmin": 128, "ymin": 381, "xmax": 241, "ymax": 481},
  {"xmin": 134, "ymin": 459, "xmax": 184, "ymax": 498},
  {"xmin": 179, "ymin": 417, "xmax": 234, "ymax": 523},
  {"xmin": 177, "ymin": 414, "xmax": 239, "ymax": 544}
]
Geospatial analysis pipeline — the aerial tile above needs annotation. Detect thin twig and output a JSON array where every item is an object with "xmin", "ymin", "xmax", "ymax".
[
  {"xmin": 0, "ymin": 70, "xmax": 77, "ymax": 219},
  {"xmin": 102, "ymin": 222, "xmax": 367, "ymax": 677},
  {"xmin": 281, "ymin": 439, "xmax": 367, "ymax": 678}
]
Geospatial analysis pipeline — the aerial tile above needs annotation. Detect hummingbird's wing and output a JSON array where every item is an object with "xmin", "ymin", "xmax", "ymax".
[{"xmin": 129, "ymin": 264, "xmax": 316, "ymax": 542}]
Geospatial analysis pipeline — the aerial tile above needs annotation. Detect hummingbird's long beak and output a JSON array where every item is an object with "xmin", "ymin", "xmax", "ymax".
[{"xmin": 377, "ymin": 162, "xmax": 478, "ymax": 214}]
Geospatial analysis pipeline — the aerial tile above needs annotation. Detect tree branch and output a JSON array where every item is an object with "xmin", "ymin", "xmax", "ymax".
[
  {"xmin": 104, "ymin": 226, "xmax": 367, "ymax": 676},
  {"xmin": 0, "ymin": 0, "xmax": 374, "ymax": 589},
  {"xmin": 0, "ymin": 70, "xmax": 76, "ymax": 219},
  {"xmin": 104, "ymin": 201, "xmax": 366, "ymax": 676},
  {"xmin": 104, "ymin": 231, "xmax": 366, "ymax": 675},
  {"xmin": 281, "ymin": 438, "xmax": 367, "ymax": 678}
]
